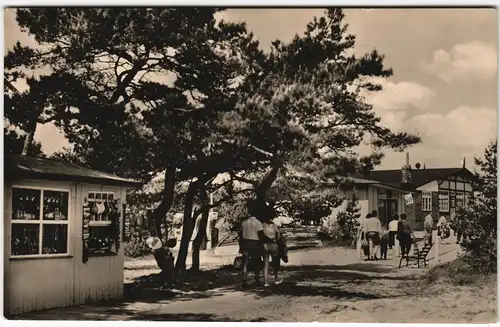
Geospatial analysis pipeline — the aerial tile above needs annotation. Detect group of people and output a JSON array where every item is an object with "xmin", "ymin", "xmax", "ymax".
[
  {"xmin": 359, "ymin": 210, "xmax": 457, "ymax": 261},
  {"xmin": 425, "ymin": 212, "xmax": 453, "ymax": 244},
  {"xmin": 238, "ymin": 199, "xmax": 288, "ymax": 288},
  {"xmin": 358, "ymin": 210, "xmax": 414, "ymax": 260}
]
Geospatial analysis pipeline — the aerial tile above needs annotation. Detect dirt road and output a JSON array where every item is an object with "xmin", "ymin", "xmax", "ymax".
[{"xmin": 13, "ymin": 244, "xmax": 496, "ymax": 323}]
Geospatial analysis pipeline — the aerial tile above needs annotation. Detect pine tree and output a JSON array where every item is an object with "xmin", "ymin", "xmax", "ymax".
[
  {"xmin": 454, "ymin": 141, "xmax": 497, "ymax": 272},
  {"xmin": 6, "ymin": 8, "xmax": 421, "ymax": 279},
  {"xmin": 336, "ymin": 193, "xmax": 361, "ymax": 247}
]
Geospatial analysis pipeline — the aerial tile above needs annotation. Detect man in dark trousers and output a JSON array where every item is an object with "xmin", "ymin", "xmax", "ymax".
[{"xmin": 397, "ymin": 213, "xmax": 413, "ymax": 257}]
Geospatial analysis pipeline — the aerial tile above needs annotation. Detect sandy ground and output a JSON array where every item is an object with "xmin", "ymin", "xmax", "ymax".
[{"xmin": 12, "ymin": 237, "xmax": 497, "ymax": 323}]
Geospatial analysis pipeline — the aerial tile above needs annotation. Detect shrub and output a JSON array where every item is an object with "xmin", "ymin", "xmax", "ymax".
[
  {"xmin": 320, "ymin": 194, "xmax": 360, "ymax": 247},
  {"xmin": 124, "ymin": 225, "xmax": 151, "ymax": 258},
  {"xmin": 452, "ymin": 141, "xmax": 497, "ymax": 273},
  {"xmin": 319, "ymin": 219, "xmax": 343, "ymax": 242},
  {"xmin": 336, "ymin": 194, "xmax": 361, "ymax": 246}
]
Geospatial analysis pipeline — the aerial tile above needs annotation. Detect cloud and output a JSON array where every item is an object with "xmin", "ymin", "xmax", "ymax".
[
  {"xmin": 407, "ymin": 105, "xmax": 497, "ymax": 149},
  {"xmin": 378, "ymin": 110, "xmax": 408, "ymax": 131},
  {"xmin": 424, "ymin": 41, "xmax": 497, "ymax": 82},
  {"xmin": 361, "ymin": 77, "xmax": 436, "ymax": 130},
  {"xmin": 373, "ymin": 105, "xmax": 497, "ymax": 170},
  {"xmin": 365, "ymin": 77, "xmax": 436, "ymax": 111}
]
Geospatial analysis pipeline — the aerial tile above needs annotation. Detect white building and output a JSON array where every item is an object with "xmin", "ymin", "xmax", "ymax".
[{"xmin": 4, "ymin": 154, "xmax": 140, "ymax": 316}]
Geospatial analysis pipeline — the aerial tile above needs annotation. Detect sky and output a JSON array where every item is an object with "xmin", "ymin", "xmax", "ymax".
[{"xmin": 3, "ymin": 8, "xmax": 498, "ymax": 171}]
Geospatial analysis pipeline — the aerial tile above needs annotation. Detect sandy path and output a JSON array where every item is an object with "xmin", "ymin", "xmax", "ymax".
[{"xmin": 13, "ymin": 242, "xmax": 497, "ymax": 323}]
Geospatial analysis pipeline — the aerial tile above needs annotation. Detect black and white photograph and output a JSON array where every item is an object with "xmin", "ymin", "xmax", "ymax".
[{"xmin": 2, "ymin": 6, "xmax": 498, "ymax": 323}]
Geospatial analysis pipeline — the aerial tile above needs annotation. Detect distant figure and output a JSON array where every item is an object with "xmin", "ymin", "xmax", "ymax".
[
  {"xmin": 360, "ymin": 213, "xmax": 372, "ymax": 259},
  {"xmin": 424, "ymin": 213, "xmax": 434, "ymax": 245},
  {"xmin": 363, "ymin": 211, "xmax": 382, "ymax": 260},
  {"xmin": 437, "ymin": 215, "xmax": 450, "ymax": 243},
  {"xmin": 239, "ymin": 200, "xmax": 267, "ymax": 287},
  {"xmin": 452, "ymin": 215, "xmax": 464, "ymax": 244},
  {"xmin": 379, "ymin": 225, "xmax": 389, "ymax": 260},
  {"xmin": 397, "ymin": 213, "xmax": 413, "ymax": 257},
  {"xmin": 357, "ymin": 213, "xmax": 367, "ymax": 258},
  {"xmin": 388, "ymin": 214, "xmax": 399, "ymax": 249}
]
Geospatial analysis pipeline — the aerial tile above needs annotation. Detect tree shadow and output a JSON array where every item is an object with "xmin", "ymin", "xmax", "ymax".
[
  {"xmin": 123, "ymin": 261, "xmax": 415, "ymax": 304},
  {"xmin": 13, "ymin": 307, "xmax": 261, "ymax": 321},
  {"xmin": 124, "ymin": 265, "xmax": 159, "ymax": 271},
  {"xmin": 10, "ymin": 261, "xmax": 416, "ymax": 321}
]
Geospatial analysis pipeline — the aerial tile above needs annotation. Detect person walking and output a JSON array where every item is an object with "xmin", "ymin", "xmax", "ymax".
[
  {"xmin": 239, "ymin": 199, "xmax": 268, "ymax": 288},
  {"xmin": 388, "ymin": 214, "xmax": 399, "ymax": 249},
  {"xmin": 261, "ymin": 210, "xmax": 284, "ymax": 287},
  {"xmin": 437, "ymin": 214, "xmax": 450, "ymax": 244},
  {"xmin": 397, "ymin": 213, "xmax": 413, "ymax": 258},
  {"xmin": 357, "ymin": 213, "xmax": 368, "ymax": 259},
  {"xmin": 379, "ymin": 225, "xmax": 389, "ymax": 260},
  {"xmin": 360, "ymin": 213, "xmax": 372, "ymax": 260},
  {"xmin": 424, "ymin": 213, "xmax": 434, "ymax": 245},
  {"xmin": 362, "ymin": 211, "xmax": 382, "ymax": 260}
]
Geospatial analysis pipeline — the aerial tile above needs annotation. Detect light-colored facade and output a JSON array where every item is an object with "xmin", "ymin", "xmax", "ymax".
[
  {"xmin": 4, "ymin": 156, "xmax": 138, "ymax": 315},
  {"xmin": 366, "ymin": 158, "xmax": 476, "ymax": 230},
  {"xmin": 414, "ymin": 174, "xmax": 474, "ymax": 228},
  {"xmin": 327, "ymin": 180, "xmax": 407, "ymax": 227}
]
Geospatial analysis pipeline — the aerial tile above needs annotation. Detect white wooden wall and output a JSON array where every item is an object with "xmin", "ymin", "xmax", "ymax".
[{"xmin": 4, "ymin": 179, "xmax": 127, "ymax": 315}]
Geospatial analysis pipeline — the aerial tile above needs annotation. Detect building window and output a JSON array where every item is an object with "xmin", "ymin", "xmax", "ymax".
[
  {"xmin": 439, "ymin": 191, "xmax": 450, "ymax": 212},
  {"xmin": 421, "ymin": 192, "xmax": 432, "ymax": 211},
  {"xmin": 86, "ymin": 192, "xmax": 119, "ymax": 255},
  {"xmin": 11, "ymin": 187, "xmax": 69, "ymax": 257}
]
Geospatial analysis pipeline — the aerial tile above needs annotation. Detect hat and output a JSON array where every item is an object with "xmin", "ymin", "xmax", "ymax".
[{"xmin": 146, "ymin": 236, "xmax": 163, "ymax": 250}]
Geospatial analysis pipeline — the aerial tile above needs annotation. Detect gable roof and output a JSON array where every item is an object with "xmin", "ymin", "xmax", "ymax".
[
  {"xmin": 363, "ymin": 167, "xmax": 475, "ymax": 190},
  {"xmin": 321, "ymin": 176, "xmax": 412, "ymax": 192},
  {"xmin": 5, "ymin": 154, "xmax": 141, "ymax": 188}
]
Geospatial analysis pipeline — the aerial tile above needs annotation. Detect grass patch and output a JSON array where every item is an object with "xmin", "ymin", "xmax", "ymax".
[
  {"xmin": 398, "ymin": 256, "xmax": 497, "ymax": 299},
  {"xmin": 422, "ymin": 256, "xmax": 494, "ymax": 286}
]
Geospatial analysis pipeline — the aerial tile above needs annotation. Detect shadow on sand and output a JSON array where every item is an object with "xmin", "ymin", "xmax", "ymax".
[{"xmin": 11, "ymin": 261, "xmax": 417, "ymax": 321}]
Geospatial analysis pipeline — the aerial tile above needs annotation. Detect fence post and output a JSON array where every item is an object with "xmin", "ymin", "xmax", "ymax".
[
  {"xmin": 394, "ymin": 237, "xmax": 400, "ymax": 258},
  {"xmin": 357, "ymin": 233, "xmax": 362, "ymax": 259},
  {"xmin": 434, "ymin": 229, "xmax": 440, "ymax": 263}
]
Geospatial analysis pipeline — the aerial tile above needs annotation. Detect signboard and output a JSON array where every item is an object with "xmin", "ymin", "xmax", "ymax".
[
  {"xmin": 82, "ymin": 200, "xmax": 91, "ymax": 263},
  {"xmin": 123, "ymin": 204, "xmax": 129, "ymax": 242},
  {"xmin": 404, "ymin": 193, "xmax": 414, "ymax": 205}
]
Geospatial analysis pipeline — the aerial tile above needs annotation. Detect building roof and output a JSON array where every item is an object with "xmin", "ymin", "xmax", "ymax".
[
  {"xmin": 5, "ymin": 154, "xmax": 141, "ymax": 188},
  {"xmin": 363, "ymin": 167, "xmax": 474, "ymax": 190},
  {"xmin": 323, "ymin": 176, "xmax": 411, "ymax": 192}
]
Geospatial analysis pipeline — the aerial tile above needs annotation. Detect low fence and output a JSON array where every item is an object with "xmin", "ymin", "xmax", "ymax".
[{"xmin": 215, "ymin": 226, "xmax": 322, "ymax": 250}]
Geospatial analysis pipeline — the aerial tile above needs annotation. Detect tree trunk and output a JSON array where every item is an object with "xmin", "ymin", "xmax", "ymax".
[
  {"xmin": 152, "ymin": 165, "xmax": 176, "ymax": 238},
  {"xmin": 149, "ymin": 165, "xmax": 176, "ymax": 285},
  {"xmin": 256, "ymin": 163, "xmax": 281, "ymax": 203},
  {"xmin": 191, "ymin": 184, "xmax": 210, "ymax": 272},
  {"xmin": 6, "ymin": 78, "xmax": 38, "ymax": 156},
  {"xmin": 174, "ymin": 180, "xmax": 199, "ymax": 282},
  {"xmin": 21, "ymin": 128, "xmax": 35, "ymax": 155}
]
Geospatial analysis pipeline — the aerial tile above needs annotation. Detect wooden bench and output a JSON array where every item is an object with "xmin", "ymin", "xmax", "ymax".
[
  {"xmin": 398, "ymin": 242, "xmax": 433, "ymax": 268},
  {"xmin": 215, "ymin": 226, "xmax": 322, "ymax": 250},
  {"xmin": 215, "ymin": 232, "xmax": 239, "ymax": 248},
  {"xmin": 215, "ymin": 226, "xmax": 321, "ymax": 269}
]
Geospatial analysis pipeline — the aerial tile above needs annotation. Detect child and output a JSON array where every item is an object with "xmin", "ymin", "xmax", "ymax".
[
  {"xmin": 361, "ymin": 232, "xmax": 370, "ymax": 260},
  {"xmin": 379, "ymin": 227, "xmax": 389, "ymax": 260}
]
